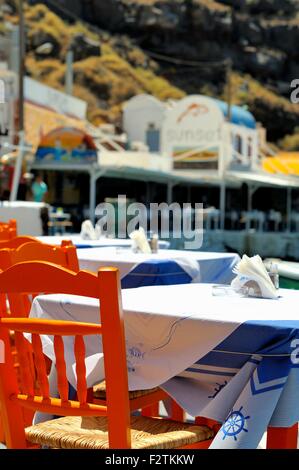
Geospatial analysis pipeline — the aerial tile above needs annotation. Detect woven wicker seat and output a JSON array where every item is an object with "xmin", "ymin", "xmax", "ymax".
[
  {"xmin": 25, "ymin": 415, "xmax": 214, "ymax": 449},
  {"xmin": 93, "ymin": 381, "xmax": 160, "ymax": 400}
]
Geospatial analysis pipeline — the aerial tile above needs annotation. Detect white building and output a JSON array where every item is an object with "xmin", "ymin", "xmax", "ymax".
[{"xmin": 123, "ymin": 93, "xmax": 259, "ymax": 177}]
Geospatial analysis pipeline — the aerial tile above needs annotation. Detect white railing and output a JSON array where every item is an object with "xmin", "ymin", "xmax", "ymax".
[{"xmin": 85, "ymin": 122, "xmax": 126, "ymax": 153}]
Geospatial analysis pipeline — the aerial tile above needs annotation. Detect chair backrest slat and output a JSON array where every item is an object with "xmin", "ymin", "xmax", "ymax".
[
  {"xmin": 0, "ymin": 262, "xmax": 96, "ymax": 297},
  {"xmin": 54, "ymin": 335, "xmax": 69, "ymax": 402},
  {"xmin": 14, "ymin": 332, "xmax": 34, "ymax": 396},
  {"xmin": 74, "ymin": 335, "xmax": 87, "ymax": 404},
  {"xmin": 0, "ymin": 236, "xmax": 38, "ymax": 250},
  {"xmin": 0, "ymin": 242, "xmax": 79, "ymax": 318},
  {"xmin": 2, "ymin": 241, "xmax": 79, "ymax": 273},
  {"xmin": 12, "ymin": 242, "xmax": 79, "ymax": 272},
  {"xmin": 32, "ymin": 334, "xmax": 50, "ymax": 398}
]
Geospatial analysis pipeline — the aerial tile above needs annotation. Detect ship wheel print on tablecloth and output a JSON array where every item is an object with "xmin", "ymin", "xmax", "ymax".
[{"xmin": 222, "ymin": 406, "xmax": 250, "ymax": 441}]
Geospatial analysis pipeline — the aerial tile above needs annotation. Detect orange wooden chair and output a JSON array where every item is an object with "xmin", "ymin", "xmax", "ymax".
[
  {"xmin": 0, "ymin": 235, "xmax": 41, "ymax": 250},
  {"xmin": 0, "ymin": 241, "xmax": 168, "ymax": 418},
  {"xmin": 0, "ymin": 240, "xmax": 179, "ymax": 439},
  {"xmin": 0, "ymin": 219, "xmax": 17, "ymax": 241},
  {"xmin": 0, "ymin": 219, "xmax": 16, "ymax": 233},
  {"xmin": 0, "ymin": 219, "xmax": 16, "ymax": 229},
  {"xmin": 0, "ymin": 262, "xmax": 214, "ymax": 449},
  {"xmin": 0, "ymin": 240, "xmax": 79, "ymax": 442},
  {"xmin": 0, "ymin": 243, "xmax": 170, "ymax": 443}
]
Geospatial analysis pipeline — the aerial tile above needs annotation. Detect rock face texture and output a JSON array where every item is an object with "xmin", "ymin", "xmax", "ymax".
[
  {"xmin": 68, "ymin": 0, "xmax": 299, "ymax": 141},
  {"xmin": 7, "ymin": 0, "xmax": 299, "ymax": 144},
  {"xmin": 78, "ymin": 0, "xmax": 299, "ymax": 83}
]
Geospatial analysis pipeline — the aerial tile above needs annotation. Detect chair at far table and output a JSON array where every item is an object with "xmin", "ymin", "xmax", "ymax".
[
  {"xmin": 0, "ymin": 262, "xmax": 214, "ymax": 449},
  {"xmin": 0, "ymin": 240, "xmax": 79, "ymax": 317},
  {"xmin": 0, "ymin": 219, "xmax": 17, "ymax": 241}
]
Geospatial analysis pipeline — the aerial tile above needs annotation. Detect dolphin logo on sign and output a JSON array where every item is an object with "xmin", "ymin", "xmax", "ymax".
[{"xmin": 177, "ymin": 103, "xmax": 209, "ymax": 124}]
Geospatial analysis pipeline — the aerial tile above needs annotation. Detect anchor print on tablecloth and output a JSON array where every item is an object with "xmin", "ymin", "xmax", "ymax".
[
  {"xmin": 208, "ymin": 380, "xmax": 228, "ymax": 399},
  {"xmin": 222, "ymin": 406, "xmax": 250, "ymax": 441}
]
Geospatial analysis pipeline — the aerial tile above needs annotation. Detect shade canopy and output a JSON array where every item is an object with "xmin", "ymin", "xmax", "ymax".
[{"xmin": 213, "ymin": 98, "xmax": 256, "ymax": 129}]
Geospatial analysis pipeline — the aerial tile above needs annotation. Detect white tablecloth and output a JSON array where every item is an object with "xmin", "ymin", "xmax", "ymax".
[
  {"xmin": 77, "ymin": 248, "xmax": 240, "ymax": 284},
  {"xmin": 37, "ymin": 235, "xmax": 170, "ymax": 250},
  {"xmin": 30, "ymin": 284, "xmax": 299, "ymax": 449}
]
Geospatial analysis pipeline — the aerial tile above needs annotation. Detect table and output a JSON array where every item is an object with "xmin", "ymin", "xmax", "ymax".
[
  {"xmin": 37, "ymin": 235, "xmax": 170, "ymax": 250},
  {"xmin": 30, "ymin": 284, "xmax": 299, "ymax": 449},
  {"xmin": 77, "ymin": 248, "xmax": 240, "ymax": 284}
]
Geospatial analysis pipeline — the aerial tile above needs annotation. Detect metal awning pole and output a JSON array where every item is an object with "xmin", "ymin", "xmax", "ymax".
[
  {"xmin": 167, "ymin": 182, "xmax": 173, "ymax": 205},
  {"xmin": 89, "ymin": 168, "xmax": 106, "ymax": 225},
  {"xmin": 286, "ymin": 186, "xmax": 292, "ymax": 232},
  {"xmin": 89, "ymin": 172, "xmax": 96, "ymax": 225},
  {"xmin": 246, "ymin": 184, "xmax": 253, "ymax": 232},
  {"xmin": 247, "ymin": 184, "xmax": 260, "ymax": 212},
  {"xmin": 220, "ymin": 180, "xmax": 226, "ymax": 231},
  {"xmin": 146, "ymin": 182, "xmax": 150, "ymax": 206},
  {"xmin": 10, "ymin": 0, "xmax": 25, "ymax": 202},
  {"xmin": 187, "ymin": 185, "xmax": 191, "ymax": 203},
  {"xmin": 10, "ymin": 130, "xmax": 25, "ymax": 201},
  {"xmin": 246, "ymin": 184, "xmax": 260, "ymax": 231},
  {"xmin": 247, "ymin": 184, "xmax": 252, "ymax": 213}
]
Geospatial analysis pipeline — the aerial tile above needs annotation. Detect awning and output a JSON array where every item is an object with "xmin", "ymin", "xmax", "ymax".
[
  {"xmin": 226, "ymin": 170, "xmax": 299, "ymax": 189},
  {"xmin": 30, "ymin": 159, "xmax": 299, "ymax": 189},
  {"xmin": 262, "ymin": 152, "xmax": 299, "ymax": 177},
  {"xmin": 29, "ymin": 161, "xmax": 215, "ymax": 186}
]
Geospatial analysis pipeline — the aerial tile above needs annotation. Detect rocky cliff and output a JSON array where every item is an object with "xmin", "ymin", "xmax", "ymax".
[{"xmin": 3, "ymin": 0, "xmax": 299, "ymax": 146}]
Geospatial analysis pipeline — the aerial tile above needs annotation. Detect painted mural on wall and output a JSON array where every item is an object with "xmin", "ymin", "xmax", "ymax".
[{"xmin": 35, "ymin": 127, "xmax": 97, "ymax": 163}]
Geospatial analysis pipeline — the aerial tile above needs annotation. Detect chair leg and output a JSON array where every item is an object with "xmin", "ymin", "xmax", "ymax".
[
  {"xmin": 171, "ymin": 401, "xmax": 185, "ymax": 422},
  {"xmin": 267, "ymin": 424, "xmax": 298, "ymax": 449},
  {"xmin": 0, "ymin": 417, "xmax": 5, "ymax": 444},
  {"xmin": 23, "ymin": 409, "xmax": 35, "ymax": 427}
]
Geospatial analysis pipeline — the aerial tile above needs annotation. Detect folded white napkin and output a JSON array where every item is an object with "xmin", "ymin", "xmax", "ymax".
[
  {"xmin": 94, "ymin": 220, "xmax": 103, "ymax": 239},
  {"xmin": 80, "ymin": 219, "xmax": 98, "ymax": 240},
  {"xmin": 129, "ymin": 227, "xmax": 152, "ymax": 254},
  {"xmin": 231, "ymin": 254, "xmax": 278, "ymax": 299}
]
